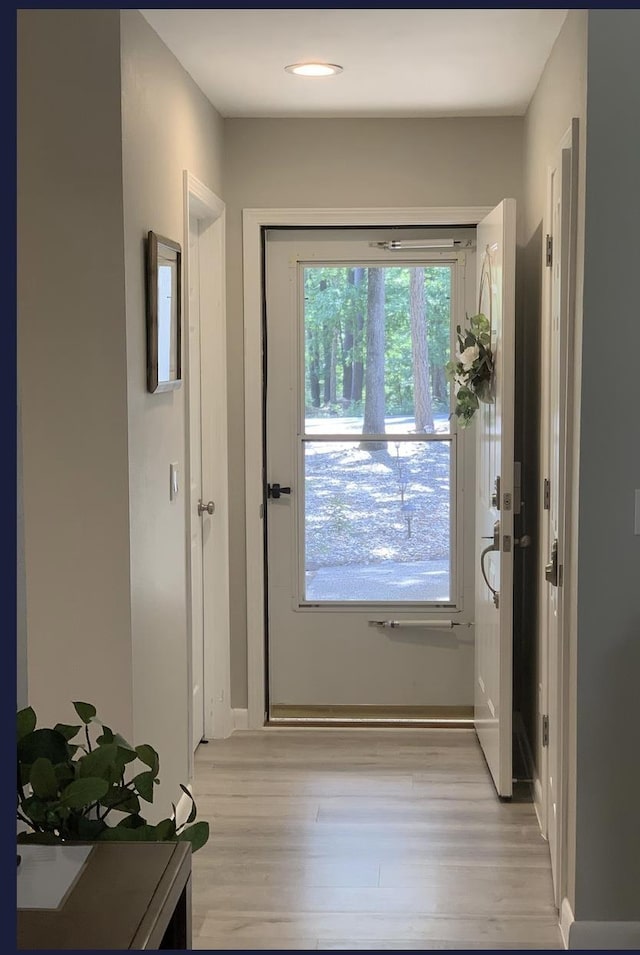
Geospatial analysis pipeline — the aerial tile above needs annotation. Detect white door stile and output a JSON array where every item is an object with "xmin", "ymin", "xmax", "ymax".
[{"xmin": 473, "ymin": 199, "xmax": 517, "ymax": 798}]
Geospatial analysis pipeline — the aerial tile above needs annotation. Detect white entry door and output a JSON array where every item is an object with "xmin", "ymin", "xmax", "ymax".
[
  {"xmin": 265, "ymin": 229, "xmax": 477, "ymax": 711},
  {"xmin": 473, "ymin": 200, "xmax": 517, "ymax": 797}
]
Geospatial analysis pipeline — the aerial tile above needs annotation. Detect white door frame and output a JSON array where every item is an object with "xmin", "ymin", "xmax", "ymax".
[
  {"xmin": 243, "ymin": 206, "xmax": 492, "ymax": 730},
  {"xmin": 536, "ymin": 120, "xmax": 579, "ymax": 909},
  {"xmin": 184, "ymin": 171, "xmax": 231, "ymax": 773}
]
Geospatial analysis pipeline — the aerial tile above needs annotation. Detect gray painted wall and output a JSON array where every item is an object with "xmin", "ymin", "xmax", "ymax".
[
  {"xmin": 18, "ymin": 10, "xmax": 134, "ymax": 733},
  {"xmin": 223, "ymin": 116, "xmax": 525, "ymax": 706},
  {"xmin": 120, "ymin": 10, "xmax": 225, "ymax": 815},
  {"xmin": 573, "ymin": 10, "xmax": 640, "ymax": 923}
]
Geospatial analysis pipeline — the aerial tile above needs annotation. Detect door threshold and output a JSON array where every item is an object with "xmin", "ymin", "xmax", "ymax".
[{"xmin": 268, "ymin": 704, "xmax": 473, "ymax": 728}]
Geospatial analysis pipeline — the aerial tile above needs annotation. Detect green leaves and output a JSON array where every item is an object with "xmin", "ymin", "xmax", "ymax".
[
  {"xmin": 18, "ymin": 729, "xmax": 68, "ymax": 767},
  {"xmin": 17, "ymin": 706, "xmax": 36, "ymax": 741},
  {"xmin": 29, "ymin": 758, "xmax": 59, "ymax": 799},
  {"xmin": 17, "ymin": 702, "xmax": 209, "ymax": 853},
  {"xmin": 135, "ymin": 744, "xmax": 159, "ymax": 775},
  {"xmin": 178, "ymin": 821, "xmax": 209, "ymax": 853},
  {"xmin": 60, "ymin": 777, "xmax": 109, "ymax": 808},
  {"xmin": 77, "ymin": 743, "xmax": 118, "ymax": 779},
  {"xmin": 72, "ymin": 702, "xmax": 97, "ymax": 724},
  {"xmin": 54, "ymin": 723, "xmax": 82, "ymax": 741},
  {"xmin": 133, "ymin": 771, "xmax": 156, "ymax": 802}
]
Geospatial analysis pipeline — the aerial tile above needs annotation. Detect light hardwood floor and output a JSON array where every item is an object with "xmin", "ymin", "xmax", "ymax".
[{"xmin": 191, "ymin": 728, "xmax": 562, "ymax": 950}]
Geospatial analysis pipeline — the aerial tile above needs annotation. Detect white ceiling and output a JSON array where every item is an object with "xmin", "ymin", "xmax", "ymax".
[{"xmin": 141, "ymin": 9, "xmax": 567, "ymax": 119}]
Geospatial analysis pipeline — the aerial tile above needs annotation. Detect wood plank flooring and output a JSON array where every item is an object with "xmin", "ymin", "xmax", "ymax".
[{"xmin": 191, "ymin": 728, "xmax": 562, "ymax": 950}]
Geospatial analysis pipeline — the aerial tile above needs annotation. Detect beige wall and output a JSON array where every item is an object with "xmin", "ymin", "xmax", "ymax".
[
  {"xmin": 18, "ymin": 10, "xmax": 134, "ymax": 733},
  {"xmin": 223, "ymin": 117, "xmax": 524, "ymax": 706},
  {"xmin": 572, "ymin": 9, "xmax": 640, "ymax": 925},
  {"xmin": 521, "ymin": 9, "xmax": 588, "ymax": 911},
  {"xmin": 18, "ymin": 8, "xmax": 225, "ymax": 818},
  {"xmin": 120, "ymin": 10, "xmax": 224, "ymax": 814}
]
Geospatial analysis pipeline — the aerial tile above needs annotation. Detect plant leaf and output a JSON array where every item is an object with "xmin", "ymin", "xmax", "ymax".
[
  {"xmin": 115, "ymin": 813, "xmax": 147, "ymax": 830},
  {"xmin": 133, "ymin": 771, "xmax": 156, "ymax": 803},
  {"xmin": 76, "ymin": 817, "xmax": 107, "ymax": 839},
  {"xmin": 53, "ymin": 723, "xmax": 82, "ymax": 742},
  {"xmin": 113, "ymin": 732, "xmax": 135, "ymax": 753},
  {"xmin": 177, "ymin": 821, "xmax": 209, "ymax": 853},
  {"xmin": 135, "ymin": 744, "xmax": 159, "ymax": 775},
  {"xmin": 179, "ymin": 784, "xmax": 197, "ymax": 825},
  {"xmin": 98, "ymin": 823, "xmax": 156, "ymax": 842},
  {"xmin": 17, "ymin": 831, "xmax": 62, "ymax": 845},
  {"xmin": 153, "ymin": 818, "xmax": 177, "ymax": 840},
  {"xmin": 29, "ymin": 758, "xmax": 59, "ymax": 800},
  {"xmin": 77, "ymin": 743, "xmax": 118, "ymax": 779},
  {"xmin": 100, "ymin": 786, "xmax": 141, "ymax": 814},
  {"xmin": 60, "ymin": 777, "xmax": 109, "ymax": 809},
  {"xmin": 17, "ymin": 707, "xmax": 37, "ymax": 741},
  {"xmin": 72, "ymin": 702, "xmax": 97, "ymax": 724},
  {"xmin": 21, "ymin": 795, "xmax": 49, "ymax": 824},
  {"xmin": 18, "ymin": 729, "xmax": 68, "ymax": 767}
]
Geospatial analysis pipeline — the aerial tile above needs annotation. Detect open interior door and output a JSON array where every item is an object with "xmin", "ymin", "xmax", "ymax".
[{"xmin": 474, "ymin": 199, "xmax": 517, "ymax": 798}]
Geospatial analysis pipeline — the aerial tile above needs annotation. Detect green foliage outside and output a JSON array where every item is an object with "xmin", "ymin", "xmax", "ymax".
[
  {"xmin": 303, "ymin": 266, "xmax": 451, "ymax": 419},
  {"xmin": 17, "ymin": 702, "xmax": 209, "ymax": 851}
]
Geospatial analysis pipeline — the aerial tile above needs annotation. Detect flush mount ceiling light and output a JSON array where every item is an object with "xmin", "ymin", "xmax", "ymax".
[{"xmin": 284, "ymin": 62, "xmax": 343, "ymax": 77}]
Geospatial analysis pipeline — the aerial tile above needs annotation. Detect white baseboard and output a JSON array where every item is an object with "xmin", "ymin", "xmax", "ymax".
[
  {"xmin": 560, "ymin": 897, "xmax": 574, "ymax": 949},
  {"xmin": 174, "ymin": 783, "xmax": 193, "ymax": 829},
  {"xmin": 232, "ymin": 708, "xmax": 249, "ymax": 731},
  {"xmin": 567, "ymin": 910, "xmax": 640, "ymax": 949}
]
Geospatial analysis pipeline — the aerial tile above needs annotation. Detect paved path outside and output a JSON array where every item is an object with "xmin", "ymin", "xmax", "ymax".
[{"xmin": 305, "ymin": 559, "xmax": 450, "ymax": 602}]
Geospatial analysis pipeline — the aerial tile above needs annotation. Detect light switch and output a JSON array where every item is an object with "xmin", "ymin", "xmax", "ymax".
[{"xmin": 170, "ymin": 463, "xmax": 179, "ymax": 501}]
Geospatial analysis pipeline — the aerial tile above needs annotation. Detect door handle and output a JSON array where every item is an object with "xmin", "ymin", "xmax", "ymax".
[
  {"xmin": 267, "ymin": 483, "xmax": 291, "ymax": 500},
  {"xmin": 197, "ymin": 500, "xmax": 215, "ymax": 516},
  {"xmin": 545, "ymin": 538, "xmax": 559, "ymax": 586},
  {"xmin": 480, "ymin": 520, "xmax": 500, "ymax": 608}
]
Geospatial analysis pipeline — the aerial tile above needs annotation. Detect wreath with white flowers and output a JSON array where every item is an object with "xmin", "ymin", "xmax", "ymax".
[{"xmin": 445, "ymin": 313, "xmax": 494, "ymax": 428}]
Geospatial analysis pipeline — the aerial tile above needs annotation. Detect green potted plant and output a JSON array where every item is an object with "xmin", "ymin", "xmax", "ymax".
[{"xmin": 17, "ymin": 702, "xmax": 209, "ymax": 851}]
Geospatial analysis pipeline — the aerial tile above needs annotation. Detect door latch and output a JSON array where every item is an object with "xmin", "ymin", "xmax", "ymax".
[
  {"xmin": 545, "ymin": 538, "xmax": 559, "ymax": 587},
  {"xmin": 267, "ymin": 483, "xmax": 291, "ymax": 500}
]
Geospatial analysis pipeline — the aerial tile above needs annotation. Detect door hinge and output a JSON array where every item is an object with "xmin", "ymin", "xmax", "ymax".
[
  {"xmin": 545, "ymin": 234, "xmax": 553, "ymax": 268},
  {"xmin": 542, "ymin": 714, "xmax": 550, "ymax": 747},
  {"xmin": 543, "ymin": 478, "xmax": 550, "ymax": 510}
]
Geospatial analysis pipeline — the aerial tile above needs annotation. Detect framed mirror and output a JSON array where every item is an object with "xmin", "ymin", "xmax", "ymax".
[{"xmin": 146, "ymin": 231, "xmax": 182, "ymax": 393}]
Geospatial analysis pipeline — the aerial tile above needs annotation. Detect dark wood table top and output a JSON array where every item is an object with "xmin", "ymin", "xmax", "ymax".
[{"xmin": 17, "ymin": 841, "xmax": 191, "ymax": 950}]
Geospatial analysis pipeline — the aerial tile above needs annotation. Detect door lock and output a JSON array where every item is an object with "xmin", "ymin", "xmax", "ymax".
[
  {"xmin": 545, "ymin": 538, "xmax": 559, "ymax": 586},
  {"xmin": 197, "ymin": 500, "xmax": 215, "ymax": 516},
  {"xmin": 267, "ymin": 483, "xmax": 291, "ymax": 500}
]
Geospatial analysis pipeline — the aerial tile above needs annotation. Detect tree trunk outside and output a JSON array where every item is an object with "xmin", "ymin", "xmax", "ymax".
[
  {"xmin": 361, "ymin": 267, "xmax": 386, "ymax": 450},
  {"xmin": 352, "ymin": 267, "xmax": 364, "ymax": 402},
  {"xmin": 410, "ymin": 268, "xmax": 434, "ymax": 432}
]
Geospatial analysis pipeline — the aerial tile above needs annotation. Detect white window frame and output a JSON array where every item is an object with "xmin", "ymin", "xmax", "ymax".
[{"xmin": 288, "ymin": 252, "xmax": 466, "ymax": 611}]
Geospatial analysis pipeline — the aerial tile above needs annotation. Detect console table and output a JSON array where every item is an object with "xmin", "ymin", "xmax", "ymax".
[{"xmin": 17, "ymin": 841, "xmax": 192, "ymax": 950}]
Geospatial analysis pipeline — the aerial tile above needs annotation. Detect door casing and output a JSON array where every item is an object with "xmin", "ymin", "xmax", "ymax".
[
  {"xmin": 242, "ymin": 207, "xmax": 494, "ymax": 730},
  {"xmin": 536, "ymin": 121, "xmax": 579, "ymax": 909},
  {"xmin": 183, "ymin": 171, "xmax": 231, "ymax": 782}
]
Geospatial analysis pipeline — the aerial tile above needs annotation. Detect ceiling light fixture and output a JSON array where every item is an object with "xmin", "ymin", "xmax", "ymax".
[{"xmin": 284, "ymin": 62, "xmax": 343, "ymax": 77}]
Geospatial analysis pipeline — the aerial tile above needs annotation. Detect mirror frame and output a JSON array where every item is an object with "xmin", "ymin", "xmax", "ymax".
[{"xmin": 146, "ymin": 230, "xmax": 182, "ymax": 393}]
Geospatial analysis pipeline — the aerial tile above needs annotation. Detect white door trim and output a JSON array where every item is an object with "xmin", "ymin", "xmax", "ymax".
[
  {"xmin": 536, "ymin": 119, "xmax": 579, "ymax": 910},
  {"xmin": 243, "ymin": 206, "xmax": 493, "ymax": 730},
  {"xmin": 184, "ymin": 171, "xmax": 231, "ymax": 771}
]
